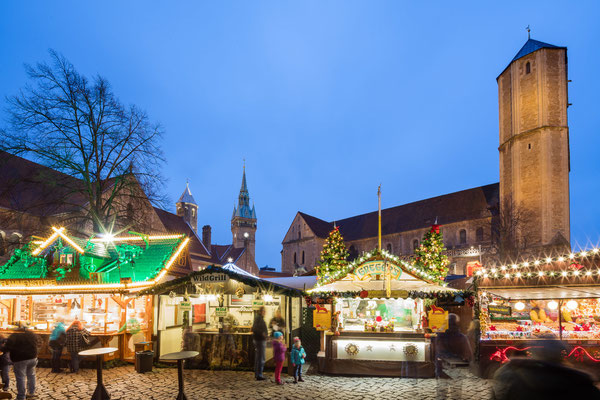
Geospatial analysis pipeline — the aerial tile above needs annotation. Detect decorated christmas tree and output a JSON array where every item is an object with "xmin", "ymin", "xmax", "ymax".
[
  {"xmin": 413, "ymin": 225, "xmax": 450, "ymax": 282},
  {"xmin": 316, "ymin": 227, "xmax": 349, "ymax": 282}
]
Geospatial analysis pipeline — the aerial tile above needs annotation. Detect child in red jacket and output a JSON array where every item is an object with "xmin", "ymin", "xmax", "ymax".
[{"xmin": 272, "ymin": 331, "xmax": 286, "ymax": 384}]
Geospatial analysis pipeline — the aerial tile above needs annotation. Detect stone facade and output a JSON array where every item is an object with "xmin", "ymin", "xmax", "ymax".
[{"xmin": 498, "ymin": 46, "xmax": 570, "ymax": 249}]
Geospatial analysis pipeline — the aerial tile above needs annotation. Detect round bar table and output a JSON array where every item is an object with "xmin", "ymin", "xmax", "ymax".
[
  {"xmin": 79, "ymin": 347, "xmax": 119, "ymax": 400},
  {"xmin": 160, "ymin": 351, "xmax": 199, "ymax": 400}
]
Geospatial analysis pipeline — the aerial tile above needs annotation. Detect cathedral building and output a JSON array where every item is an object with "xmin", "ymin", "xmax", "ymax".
[{"xmin": 281, "ymin": 37, "xmax": 571, "ymax": 276}]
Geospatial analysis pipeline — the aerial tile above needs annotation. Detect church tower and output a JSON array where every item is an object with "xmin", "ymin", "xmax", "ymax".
[
  {"xmin": 231, "ymin": 166, "xmax": 257, "ymax": 256},
  {"xmin": 498, "ymin": 37, "xmax": 570, "ymax": 250},
  {"xmin": 176, "ymin": 182, "xmax": 198, "ymax": 233}
]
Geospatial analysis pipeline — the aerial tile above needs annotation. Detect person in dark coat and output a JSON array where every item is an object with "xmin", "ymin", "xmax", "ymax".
[
  {"xmin": 251, "ymin": 306, "xmax": 268, "ymax": 381},
  {"xmin": 65, "ymin": 320, "xmax": 90, "ymax": 373},
  {"xmin": 493, "ymin": 337, "xmax": 600, "ymax": 400},
  {"xmin": 48, "ymin": 320, "xmax": 66, "ymax": 373},
  {"xmin": 6, "ymin": 327, "xmax": 39, "ymax": 400},
  {"xmin": 0, "ymin": 334, "xmax": 11, "ymax": 390}
]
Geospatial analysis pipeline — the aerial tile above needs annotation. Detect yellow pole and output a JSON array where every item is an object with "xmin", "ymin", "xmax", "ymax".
[{"xmin": 378, "ymin": 185, "xmax": 382, "ymax": 251}]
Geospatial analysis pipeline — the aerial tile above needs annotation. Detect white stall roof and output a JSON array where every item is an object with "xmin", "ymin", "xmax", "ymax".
[
  {"xmin": 484, "ymin": 286, "xmax": 600, "ymax": 300},
  {"xmin": 263, "ymin": 276, "xmax": 317, "ymax": 290}
]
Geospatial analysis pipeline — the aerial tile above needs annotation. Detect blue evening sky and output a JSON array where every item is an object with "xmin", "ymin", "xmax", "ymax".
[{"xmin": 1, "ymin": 2, "xmax": 599, "ymax": 270}]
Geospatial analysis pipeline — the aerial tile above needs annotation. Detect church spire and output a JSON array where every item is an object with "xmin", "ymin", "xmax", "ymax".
[{"xmin": 233, "ymin": 163, "xmax": 256, "ymax": 219}]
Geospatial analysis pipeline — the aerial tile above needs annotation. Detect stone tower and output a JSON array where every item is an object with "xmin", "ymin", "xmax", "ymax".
[
  {"xmin": 498, "ymin": 38, "xmax": 570, "ymax": 250},
  {"xmin": 231, "ymin": 166, "xmax": 257, "ymax": 256},
  {"xmin": 176, "ymin": 182, "xmax": 198, "ymax": 233}
]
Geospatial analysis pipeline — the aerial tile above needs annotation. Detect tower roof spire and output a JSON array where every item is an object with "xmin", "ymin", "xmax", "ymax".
[
  {"xmin": 177, "ymin": 181, "xmax": 197, "ymax": 205},
  {"xmin": 233, "ymin": 162, "xmax": 256, "ymax": 220}
]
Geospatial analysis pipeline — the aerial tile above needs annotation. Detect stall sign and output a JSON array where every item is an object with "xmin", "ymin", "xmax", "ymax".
[
  {"xmin": 252, "ymin": 300, "xmax": 264, "ymax": 307},
  {"xmin": 192, "ymin": 273, "xmax": 229, "ymax": 283},
  {"xmin": 351, "ymin": 261, "xmax": 402, "ymax": 281},
  {"xmin": 215, "ymin": 307, "xmax": 228, "ymax": 317},
  {"xmin": 428, "ymin": 305, "xmax": 448, "ymax": 332},
  {"xmin": 313, "ymin": 305, "xmax": 331, "ymax": 331},
  {"xmin": 179, "ymin": 301, "xmax": 192, "ymax": 311},
  {"xmin": 488, "ymin": 305, "xmax": 511, "ymax": 316}
]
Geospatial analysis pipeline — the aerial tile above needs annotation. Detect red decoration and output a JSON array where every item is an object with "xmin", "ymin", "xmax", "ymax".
[
  {"xmin": 489, "ymin": 325, "xmax": 497, "ymax": 331},
  {"xmin": 376, "ymin": 316, "xmax": 382, "ymax": 322},
  {"xmin": 574, "ymin": 326, "xmax": 582, "ymax": 332},
  {"xmin": 566, "ymin": 346, "xmax": 600, "ymax": 363},
  {"xmin": 570, "ymin": 263, "xmax": 584, "ymax": 270},
  {"xmin": 359, "ymin": 290, "xmax": 369, "ymax": 299},
  {"xmin": 516, "ymin": 326, "xmax": 524, "ymax": 332},
  {"xmin": 430, "ymin": 224, "xmax": 440, "ymax": 234},
  {"xmin": 490, "ymin": 346, "xmax": 533, "ymax": 363}
]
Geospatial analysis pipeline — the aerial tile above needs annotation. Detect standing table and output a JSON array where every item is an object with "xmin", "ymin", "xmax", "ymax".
[
  {"xmin": 79, "ymin": 347, "xmax": 119, "ymax": 400},
  {"xmin": 160, "ymin": 351, "xmax": 199, "ymax": 400}
]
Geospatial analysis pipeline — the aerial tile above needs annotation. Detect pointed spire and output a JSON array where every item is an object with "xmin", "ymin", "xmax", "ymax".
[
  {"xmin": 177, "ymin": 181, "xmax": 197, "ymax": 205},
  {"xmin": 233, "ymin": 162, "xmax": 255, "ymax": 220}
]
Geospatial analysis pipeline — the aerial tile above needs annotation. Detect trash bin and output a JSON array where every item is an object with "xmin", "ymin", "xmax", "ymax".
[{"xmin": 135, "ymin": 350, "xmax": 154, "ymax": 373}]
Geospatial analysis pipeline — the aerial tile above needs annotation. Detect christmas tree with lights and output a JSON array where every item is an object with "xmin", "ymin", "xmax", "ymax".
[
  {"xmin": 413, "ymin": 225, "xmax": 450, "ymax": 282},
  {"xmin": 316, "ymin": 227, "xmax": 349, "ymax": 282}
]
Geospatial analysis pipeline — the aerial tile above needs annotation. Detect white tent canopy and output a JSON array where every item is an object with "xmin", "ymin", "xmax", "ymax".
[{"xmin": 309, "ymin": 278, "xmax": 457, "ymax": 294}]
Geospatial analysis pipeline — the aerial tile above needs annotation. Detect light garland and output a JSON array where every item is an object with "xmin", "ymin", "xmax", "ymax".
[
  {"xmin": 31, "ymin": 227, "xmax": 64, "ymax": 256},
  {"xmin": 52, "ymin": 227, "xmax": 85, "ymax": 253},
  {"xmin": 478, "ymin": 248, "xmax": 599, "ymax": 273},
  {"xmin": 90, "ymin": 234, "xmax": 185, "ymax": 242},
  {"xmin": 477, "ymin": 269, "xmax": 600, "ymax": 280}
]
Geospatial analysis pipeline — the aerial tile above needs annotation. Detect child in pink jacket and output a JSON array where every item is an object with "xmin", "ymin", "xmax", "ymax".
[{"xmin": 272, "ymin": 331, "xmax": 286, "ymax": 384}]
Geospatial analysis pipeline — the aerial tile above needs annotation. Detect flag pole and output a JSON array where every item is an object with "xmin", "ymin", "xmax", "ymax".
[{"xmin": 378, "ymin": 184, "xmax": 382, "ymax": 251}]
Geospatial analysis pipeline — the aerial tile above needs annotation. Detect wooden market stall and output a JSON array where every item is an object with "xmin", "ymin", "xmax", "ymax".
[
  {"xmin": 307, "ymin": 251, "xmax": 469, "ymax": 378},
  {"xmin": 0, "ymin": 227, "xmax": 190, "ymax": 363},
  {"xmin": 476, "ymin": 249, "xmax": 600, "ymax": 378},
  {"xmin": 139, "ymin": 264, "xmax": 304, "ymax": 370}
]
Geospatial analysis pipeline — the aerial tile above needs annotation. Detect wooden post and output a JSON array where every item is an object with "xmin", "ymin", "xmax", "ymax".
[{"xmin": 28, "ymin": 296, "xmax": 33, "ymax": 323}]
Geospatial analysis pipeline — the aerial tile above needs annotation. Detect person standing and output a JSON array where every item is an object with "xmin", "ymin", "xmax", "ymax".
[
  {"xmin": 48, "ymin": 319, "xmax": 66, "ymax": 373},
  {"xmin": 65, "ymin": 320, "xmax": 90, "ymax": 373},
  {"xmin": 0, "ymin": 334, "xmax": 11, "ymax": 391},
  {"xmin": 251, "ymin": 306, "xmax": 268, "ymax": 381},
  {"xmin": 6, "ymin": 326, "xmax": 39, "ymax": 400},
  {"xmin": 272, "ymin": 332, "xmax": 286, "ymax": 385},
  {"xmin": 290, "ymin": 337, "xmax": 306, "ymax": 383},
  {"xmin": 268, "ymin": 309, "xmax": 285, "ymax": 337}
]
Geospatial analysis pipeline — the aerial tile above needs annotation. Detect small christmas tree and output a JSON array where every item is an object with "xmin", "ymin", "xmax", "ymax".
[
  {"xmin": 413, "ymin": 225, "xmax": 450, "ymax": 281},
  {"xmin": 316, "ymin": 227, "xmax": 349, "ymax": 282}
]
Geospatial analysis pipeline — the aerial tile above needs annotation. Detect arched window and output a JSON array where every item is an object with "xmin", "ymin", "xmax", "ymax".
[
  {"xmin": 525, "ymin": 61, "xmax": 531, "ymax": 74},
  {"xmin": 301, "ymin": 251, "xmax": 305, "ymax": 265},
  {"xmin": 386, "ymin": 243, "xmax": 392, "ymax": 253},
  {"xmin": 476, "ymin": 227, "xmax": 484, "ymax": 242},
  {"xmin": 348, "ymin": 245, "xmax": 358, "ymax": 261},
  {"xmin": 413, "ymin": 239, "xmax": 419, "ymax": 250},
  {"xmin": 459, "ymin": 229, "xmax": 467, "ymax": 244},
  {"xmin": 293, "ymin": 252, "xmax": 297, "ymax": 264}
]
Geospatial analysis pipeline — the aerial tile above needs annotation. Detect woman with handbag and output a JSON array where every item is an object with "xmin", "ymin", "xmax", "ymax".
[
  {"xmin": 65, "ymin": 320, "xmax": 90, "ymax": 373},
  {"xmin": 49, "ymin": 319, "xmax": 66, "ymax": 373}
]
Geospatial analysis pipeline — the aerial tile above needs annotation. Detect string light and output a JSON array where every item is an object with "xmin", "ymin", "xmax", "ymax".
[{"xmin": 53, "ymin": 227, "xmax": 84, "ymax": 253}]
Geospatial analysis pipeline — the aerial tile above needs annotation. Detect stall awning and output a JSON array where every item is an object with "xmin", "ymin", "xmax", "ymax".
[
  {"xmin": 309, "ymin": 279, "xmax": 457, "ymax": 294},
  {"xmin": 484, "ymin": 286, "xmax": 600, "ymax": 300}
]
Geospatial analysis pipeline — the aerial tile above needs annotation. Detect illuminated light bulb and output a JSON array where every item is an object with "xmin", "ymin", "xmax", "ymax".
[
  {"xmin": 548, "ymin": 301, "xmax": 558, "ymax": 310},
  {"xmin": 569, "ymin": 253, "xmax": 575, "ymax": 259},
  {"xmin": 515, "ymin": 302, "xmax": 525, "ymax": 311},
  {"xmin": 586, "ymin": 271, "xmax": 592, "ymax": 276},
  {"xmin": 493, "ymin": 274, "xmax": 498, "ymax": 278},
  {"xmin": 567, "ymin": 300, "xmax": 578, "ymax": 310},
  {"xmin": 482, "ymin": 269, "xmax": 487, "ymax": 273},
  {"xmin": 592, "ymin": 248, "xmax": 599, "ymax": 254},
  {"xmin": 534, "ymin": 260, "xmax": 540, "ymax": 266},
  {"xmin": 546, "ymin": 258, "xmax": 552, "ymax": 264},
  {"xmin": 561, "ymin": 271, "xmax": 568, "ymax": 277},
  {"xmin": 483, "ymin": 274, "xmax": 489, "ymax": 278},
  {"xmin": 264, "ymin": 294, "xmax": 273, "ymax": 302},
  {"xmin": 538, "ymin": 271, "xmax": 544, "ymax": 277},
  {"xmin": 580, "ymin": 251, "xmax": 588, "ymax": 257},
  {"xmin": 501, "ymin": 266, "xmax": 507, "ymax": 271},
  {"xmin": 515, "ymin": 272, "xmax": 522, "ymax": 278},
  {"xmin": 491, "ymin": 268, "xmax": 497, "ymax": 273},
  {"xmin": 523, "ymin": 262, "xmax": 529, "ymax": 267},
  {"xmin": 526, "ymin": 272, "xmax": 531, "ymax": 277},
  {"xmin": 549, "ymin": 272, "xmax": 554, "ymax": 276},
  {"xmin": 573, "ymin": 270, "xmax": 580, "ymax": 276},
  {"xmin": 511, "ymin": 264, "xmax": 518, "ymax": 269},
  {"xmin": 558, "ymin": 257, "xmax": 565, "ymax": 262},
  {"xmin": 504, "ymin": 273, "xmax": 510, "ymax": 279}
]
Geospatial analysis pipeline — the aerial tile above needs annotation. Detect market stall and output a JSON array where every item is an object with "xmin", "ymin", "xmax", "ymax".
[
  {"xmin": 308, "ymin": 250, "xmax": 468, "ymax": 378},
  {"xmin": 0, "ymin": 227, "xmax": 190, "ymax": 362},
  {"xmin": 139, "ymin": 264, "xmax": 304, "ymax": 370},
  {"xmin": 476, "ymin": 249, "xmax": 600, "ymax": 378}
]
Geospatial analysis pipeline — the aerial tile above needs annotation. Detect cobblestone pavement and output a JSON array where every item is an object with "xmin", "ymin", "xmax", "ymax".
[{"xmin": 5, "ymin": 366, "xmax": 493, "ymax": 400}]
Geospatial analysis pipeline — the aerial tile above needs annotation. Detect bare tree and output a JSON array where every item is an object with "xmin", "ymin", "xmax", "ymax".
[
  {"xmin": 1, "ymin": 50, "xmax": 166, "ymax": 236},
  {"xmin": 489, "ymin": 196, "xmax": 533, "ymax": 263}
]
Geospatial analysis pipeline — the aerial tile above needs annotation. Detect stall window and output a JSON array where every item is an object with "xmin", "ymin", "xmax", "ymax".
[
  {"xmin": 59, "ymin": 254, "xmax": 73, "ymax": 265},
  {"xmin": 459, "ymin": 229, "xmax": 467, "ymax": 244}
]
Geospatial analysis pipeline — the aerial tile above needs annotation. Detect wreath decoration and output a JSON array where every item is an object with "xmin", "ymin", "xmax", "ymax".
[{"xmin": 345, "ymin": 343, "xmax": 360, "ymax": 356}]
